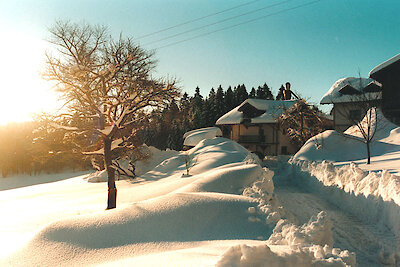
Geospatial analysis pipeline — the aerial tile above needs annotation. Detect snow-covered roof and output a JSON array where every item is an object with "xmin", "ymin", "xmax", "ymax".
[
  {"xmin": 320, "ymin": 77, "xmax": 381, "ymax": 104},
  {"xmin": 183, "ymin": 127, "xmax": 222, "ymax": 147},
  {"xmin": 369, "ymin": 52, "xmax": 400, "ymax": 77},
  {"xmin": 216, "ymin": 99, "xmax": 297, "ymax": 125}
]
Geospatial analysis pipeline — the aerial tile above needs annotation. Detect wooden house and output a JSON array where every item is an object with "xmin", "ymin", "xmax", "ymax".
[
  {"xmin": 320, "ymin": 77, "xmax": 382, "ymax": 132},
  {"xmin": 369, "ymin": 53, "xmax": 400, "ymax": 125},
  {"xmin": 216, "ymin": 99, "xmax": 298, "ymax": 157}
]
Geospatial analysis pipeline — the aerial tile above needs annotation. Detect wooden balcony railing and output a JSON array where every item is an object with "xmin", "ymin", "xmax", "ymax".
[{"xmin": 238, "ymin": 135, "xmax": 265, "ymax": 143}]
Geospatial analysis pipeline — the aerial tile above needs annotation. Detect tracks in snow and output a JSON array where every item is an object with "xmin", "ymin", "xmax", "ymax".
[{"xmin": 270, "ymin": 168, "xmax": 399, "ymax": 267}]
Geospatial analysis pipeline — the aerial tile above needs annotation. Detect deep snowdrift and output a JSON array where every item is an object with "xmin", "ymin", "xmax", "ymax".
[
  {"xmin": 217, "ymin": 212, "xmax": 355, "ymax": 267},
  {"xmin": 183, "ymin": 127, "xmax": 222, "ymax": 147},
  {"xmin": 294, "ymin": 108, "xmax": 400, "ymax": 176},
  {"xmin": 292, "ymin": 109, "xmax": 400, "ymax": 264},
  {"xmin": 293, "ymin": 109, "xmax": 400, "ymax": 226},
  {"xmin": 0, "ymin": 137, "xmax": 356, "ymax": 266}
]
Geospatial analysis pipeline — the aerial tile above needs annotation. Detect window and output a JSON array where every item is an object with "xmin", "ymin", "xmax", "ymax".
[
  {"xmin": 222, "ymin": 126, "xmax": 231, "ymax": 138},
  {"xmin": 349, "ymin": 109, "xmax": 361, "ymax": 121}
]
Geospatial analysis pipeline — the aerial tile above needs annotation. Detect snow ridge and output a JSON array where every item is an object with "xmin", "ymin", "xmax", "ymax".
[
  {"xmin": 216, "ymin": 166, "xmax": 356, "ymax": 267},
  {"xmin": 287, "ymin": 159, "xmax": 400, "ymax": 263}
]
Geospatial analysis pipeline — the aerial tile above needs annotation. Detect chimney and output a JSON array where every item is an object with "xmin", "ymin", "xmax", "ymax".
[{"xmin": 284, "ymin": 82, "xmax": 292, "ymax": 100}]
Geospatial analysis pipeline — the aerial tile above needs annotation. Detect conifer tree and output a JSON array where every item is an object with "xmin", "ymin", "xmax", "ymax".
[
  {"xmin": 257, "ymin": 83, "xmax": 274, "ymax": 100},
  {"xmin": 207, "ymin": 88, "xmax": 216, "ymax": 125},
  {"xmin": 208, "ymin": 88, "xmax": 216, "ymax": 105},
  {"xmin": 256, "ymin": 86, "xmax": 266, "ymax": 99},
  {"xmin": 190, "ymin": 87, "xmax": 204, "ymax": 129},
  {"xmin": 202, "ymin": 98, "xmax": 213, "ymax": 127},
  {"xmin": 179, "ymin": 92, "xmax": 190, "ymax": 119},
  {"xmin": 249, "ymin": 87, "xmax": 256, "ymax": 98},
  {"xmin": 215, "ymin": 85, "xmax": 225, "ymax": 123},
  {"xmin": 224, "ymin": 86, "xmax": 235, "ymax": 113},
  {"xmin": 263, "ymin": 83, "xmax": 274, "ymax": 100},
  {"xmin": 234, "ymin": 84, "xmax": 248, "ymax": 106},
  {"xmin": 167, "ymin": 121, "xmax": 184, "ymax": 150},
  {"xmin": 167, "ymin": 100, "xmax": 179, "ymax": 121}
]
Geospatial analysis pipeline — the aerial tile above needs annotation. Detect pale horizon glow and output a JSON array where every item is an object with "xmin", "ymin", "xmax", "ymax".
[{"xmin": 0, "ymin": 32, "xmax": 59, "ymax": 125}]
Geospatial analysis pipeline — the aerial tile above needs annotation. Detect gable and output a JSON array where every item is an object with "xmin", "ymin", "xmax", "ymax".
[
  {"xmin": 338, "ymin": 85, "xmax": 360, "ymax": 95},
  {"xmin": 238, "ymin": 102, "xmax": 265, "ymax": 119},
  {"xmin": 363, "ymin": 82, "xmax": 382, "ymax": 93},
  {"xmin": 216, "ymin": 99, "xmax": 297, "ymax": 125}
]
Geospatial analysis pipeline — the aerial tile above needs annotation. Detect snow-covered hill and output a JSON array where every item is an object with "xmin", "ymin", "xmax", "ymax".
[{"xmin": 0, "ymin": 138, "xmax": 356, "ymax": 266}]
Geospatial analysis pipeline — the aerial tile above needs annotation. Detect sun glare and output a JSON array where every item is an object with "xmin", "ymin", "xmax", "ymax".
[{"xmin": 0, "ymin": 32, "xmax": 59, "ymax": 125}]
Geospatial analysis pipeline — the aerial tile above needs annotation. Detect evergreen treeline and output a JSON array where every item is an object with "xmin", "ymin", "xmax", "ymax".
[
  {"xmin": 139, "ymin": 83, "xmax": 275, "ymax": 151},
  {"xmin": 0, "ymin": 82, "xmax": 277, "ymax": 177}
]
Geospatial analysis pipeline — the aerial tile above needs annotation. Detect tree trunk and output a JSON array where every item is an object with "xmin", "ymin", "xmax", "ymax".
[
  {"xmin": 104, "ymin": 137, "xmax": 117, "ymax": 209},
  {"xmin": 366, "ymin": 141, "xmax": 371, "ymax": 165}
]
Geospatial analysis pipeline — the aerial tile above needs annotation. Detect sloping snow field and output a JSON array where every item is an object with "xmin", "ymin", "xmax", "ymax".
[{"xmin": 0, "ymin": 138, "xmax": 361, "ymax": 266}]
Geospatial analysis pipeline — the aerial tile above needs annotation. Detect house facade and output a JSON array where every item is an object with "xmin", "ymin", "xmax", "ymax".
[
  {"xmin": 320, "ymin": 77, "xmax": 382, "ymax": 132},
  {"xmin": 369, "ymin": 53, "xmax": 400, "ymax": 125},
  {"xmin": 216, "ymin": 99, "xmax": 298, "ymax": 157},
  {"xmin": 321, "ymin": 53, "xmax": 400, "ymax": 132}
]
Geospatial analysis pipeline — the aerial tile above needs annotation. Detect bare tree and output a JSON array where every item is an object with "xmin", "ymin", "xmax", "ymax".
[
  {"xmin": 279, "ymin": 99, "xmax": 330, "ymax": 149},
  {"xmin": 328, "ymin": 77, "xmax": 382, "ymax": 165},
  {"xmin": 344, "ymin": 107, "xmax": 380, "ymax": 164},
  {"xmin": 43, "ymin": 21, "xmax": 179, "ymax": 209}
]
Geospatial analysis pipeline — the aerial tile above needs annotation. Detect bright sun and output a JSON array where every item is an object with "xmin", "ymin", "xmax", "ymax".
[{"xmin": 0, "ymin": 32, "xmax": 59, "ymax": 125}]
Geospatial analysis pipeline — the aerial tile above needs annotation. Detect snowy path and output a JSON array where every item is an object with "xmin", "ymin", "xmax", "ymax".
[{"xmin": 269, "ymin": 162, "xmax": 399, "ymax": 267}]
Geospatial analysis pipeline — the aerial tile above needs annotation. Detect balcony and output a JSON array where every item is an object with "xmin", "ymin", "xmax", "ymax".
[{"xmin": 238, "ymin": 135, "xmax": 265, "ymax": 143}]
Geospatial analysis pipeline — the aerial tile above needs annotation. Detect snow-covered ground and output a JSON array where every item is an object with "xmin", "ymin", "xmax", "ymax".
[
  {"xmin": 183, "ymin": 127, "xmax": 222, "ymax": 147},
  {"xmin": 289, "ymin": 108, "xmax": 400, "ymax": 265},
  {"xmin": 0, "ymin": 138, "xmax": 358, "ymax": 266},
  {"xmin": 271, "ymin": 159, "xmax": 399, "ymax": 266},
  {"xmin": 294, "ymin": 108, "xmax": 400, "ymax": 176}
]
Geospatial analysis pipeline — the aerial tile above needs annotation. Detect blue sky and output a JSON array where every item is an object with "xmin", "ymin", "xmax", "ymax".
[{"xmin": 0, "ymin": 0, "xmax": 399, "ymax": 121}]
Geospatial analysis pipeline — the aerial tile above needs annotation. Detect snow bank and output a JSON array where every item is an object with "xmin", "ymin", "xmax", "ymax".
[
  {"xmin": 344, "ymin": 107, "xmax": 398, "ymax": 140},
  {"xmin": 216, "ymin": 167, "xmax": 356, "ymax": 267},
  {"xmin": 288, "ymin": 160, "xmax": 400, "ymax": 238},
  {"xmin": 286, "ymin": 108, "xmax": 400, "ymax": 264},
  {"xmin": 293, "ymin": 109, "xmax": 400, "ymax": 219},
  {"xmin": 217, "ymin": 212, "xmax": 356, "ymax": 267},
  {"xmin": 127, "ymin": 145, "xmax": 179, "ymax": 177},
  {"xmin": 0, "ymin": 170, "xmax": 90, "ymax": 191},
  {"xmin": 1, "ymin": 138, "xmax": 275, "ymax": 266},
  {"xmin": 84, "ymin": 145, "xmax": 180, "ymax": 183},
  {"xmin": 294, "ymin": 108, "xmax": 400, "ymax": 175},
  {"xmin": 281, "ymin": 158, "xmax": 400, "ymax": 265},
  {"xmin": 0, "ymin": 137, "xmax": 363, "ymax": 266},
  {"xmin": 183, "ymin": 127, "xmax": 222, "ymax": 147},
  {"xmin": 84, "ymin": 169, "xmax": 108, "ymax": 182}
]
